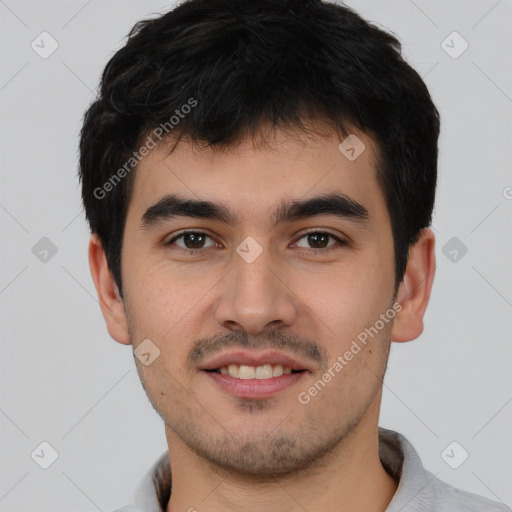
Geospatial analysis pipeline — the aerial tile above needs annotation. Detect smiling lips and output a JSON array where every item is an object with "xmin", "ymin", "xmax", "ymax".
[{"xmin": 199, "ymin": 350, "xmax": 310, "ymax": 399}]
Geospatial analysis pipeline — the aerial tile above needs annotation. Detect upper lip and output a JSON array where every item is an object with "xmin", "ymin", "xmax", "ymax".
[{"xmin": 198, "ymin": 350, "xmax": 312, "ymax": 372}]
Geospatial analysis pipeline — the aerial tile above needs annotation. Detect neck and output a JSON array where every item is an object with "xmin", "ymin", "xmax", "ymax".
[{"xmin": 165, "ymin": 398, "xmax": 397, "ymax": 512}]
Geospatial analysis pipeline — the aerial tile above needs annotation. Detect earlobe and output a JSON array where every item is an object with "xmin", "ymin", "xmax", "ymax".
[
  {"xmin": 88, "ymin": 233, "xmax": 131, "ymax": 345},
  {"xmin": 391, "ymin": 228, "xmax": 436, "ymax": 343}
]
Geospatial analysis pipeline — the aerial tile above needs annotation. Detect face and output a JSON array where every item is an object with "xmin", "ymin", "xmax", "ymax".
[{"xmin": 117, "ymin": 125, "xmax": 399, "ymax": 476}]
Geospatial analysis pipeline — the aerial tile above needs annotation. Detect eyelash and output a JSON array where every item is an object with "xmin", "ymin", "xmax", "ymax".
[{"xmin": 164, "ymin": 230, "xmax": 347, "ymax": 256}]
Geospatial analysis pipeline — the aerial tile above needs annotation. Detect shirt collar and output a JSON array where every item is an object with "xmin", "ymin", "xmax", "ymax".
[{"xmin": 379, "ymin": 428, "xmax": 435, "ymax": 511}]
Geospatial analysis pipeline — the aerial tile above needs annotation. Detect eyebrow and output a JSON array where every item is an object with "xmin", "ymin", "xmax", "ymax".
[{"xmin": 139, "ymin": 192, "xmax": 369, "ymax": 230}]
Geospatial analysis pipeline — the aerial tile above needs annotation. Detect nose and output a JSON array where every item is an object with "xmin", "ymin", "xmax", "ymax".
[{"xmin": 214, "ymin": 241, "xmax": 299, "ymax": 336}]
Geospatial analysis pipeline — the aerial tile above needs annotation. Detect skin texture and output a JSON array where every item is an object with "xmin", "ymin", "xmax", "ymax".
[{"xmin": 89, "ymin": 123, "xmax": 436, "ymax": 512}]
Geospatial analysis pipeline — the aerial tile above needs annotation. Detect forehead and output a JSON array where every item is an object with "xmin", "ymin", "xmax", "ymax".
[{"xmin": 125, "ymin": 125, "xmax": 386, "ymax": 228}]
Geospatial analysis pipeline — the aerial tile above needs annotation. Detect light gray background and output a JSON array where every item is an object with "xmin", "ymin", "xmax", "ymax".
[{"xmin": 1, "ymin": 0, "xmax": 511, "ymax": 510}]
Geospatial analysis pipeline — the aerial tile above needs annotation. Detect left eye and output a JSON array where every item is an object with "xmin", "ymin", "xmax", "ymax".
[{"xmin": 294, "ymin": 232, "xmax": 341, "ymax": 250}]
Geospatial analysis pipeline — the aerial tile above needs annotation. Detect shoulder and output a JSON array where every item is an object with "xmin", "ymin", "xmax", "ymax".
[
  {"xmin": 429, "ymin": 477, "xmax": 511, "ymax": 512},
  {"xmin": 378, "ymin": 428, "xmax": 510, "ymax": 512}
]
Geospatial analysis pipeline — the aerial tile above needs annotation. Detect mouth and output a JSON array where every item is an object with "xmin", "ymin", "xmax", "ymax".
[{"xmin": 199, "ymin": 350, "xmax": 311, "ymax": 399}]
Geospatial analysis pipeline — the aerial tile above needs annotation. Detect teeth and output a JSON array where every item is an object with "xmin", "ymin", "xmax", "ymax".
[
  {"xmin": 228, "ymin": 364, "xmax": 239, "ymax": 378},
  {"xmin": 239, "ymin": 365, "xmax": 255, "ymax": 379},
  {"xmin": 217, "ymin": 364, "xmax": 296, "ymax": 379},
  {"xmin": 272, "ymin": 364, "xmax": 283, "ymax": 377},
  {"xmin": 255, "ymin": 364, "xmax": 273, "ymax": 379}
]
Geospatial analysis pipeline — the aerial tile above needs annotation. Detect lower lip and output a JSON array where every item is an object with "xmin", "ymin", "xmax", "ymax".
[{"xmin": 202, "ymin": 371, "xmax": 307, "ymax": 399}]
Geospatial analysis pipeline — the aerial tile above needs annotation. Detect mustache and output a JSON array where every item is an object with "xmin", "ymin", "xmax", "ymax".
[{"xmin": 188, "ymin": 330, "xmax": 328, "ymax": 370}]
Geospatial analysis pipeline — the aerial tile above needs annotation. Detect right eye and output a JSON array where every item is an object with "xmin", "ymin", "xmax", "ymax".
[{"xmin": 165, "ymin": 231, "xmax": 219, "ymax": 254}]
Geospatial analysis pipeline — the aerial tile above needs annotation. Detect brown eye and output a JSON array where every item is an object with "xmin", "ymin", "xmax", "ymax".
[
  {"xmin": 166, "ymin": 231, "xmax": 215, "ymax": 250},
  {"xmin": 294, "ymin": 232, "xmax": 342, "ymax": 251},
  {"xmin": 307, "ymin": 233, "xmax": 330, "ymax": 249}
]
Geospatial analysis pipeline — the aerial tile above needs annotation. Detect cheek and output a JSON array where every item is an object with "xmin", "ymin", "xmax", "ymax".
[
  {"xmin": 126, "ymin": 258, "xmax": 205, "ymax": 328},
  {"xmin": 300, "ymin": 267, "xmax": 394, "ymax": 383},
  {"xmin": 124, "ymin": 260, "xmax": 221, "ymax": 370},
  {"xmin": 304, "ymin": 262, "xmax": 390, "ymax": 327}
]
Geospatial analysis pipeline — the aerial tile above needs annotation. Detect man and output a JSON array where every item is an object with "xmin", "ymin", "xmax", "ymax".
[{"xmin": 79, "ymin": 0, "xmax": 510, "ymax": 510}]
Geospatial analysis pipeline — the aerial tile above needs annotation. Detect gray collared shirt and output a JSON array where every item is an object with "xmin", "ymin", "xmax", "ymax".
[{"xmin": 114, "ymin": 427, "xmax": 510, "ymax": 511}]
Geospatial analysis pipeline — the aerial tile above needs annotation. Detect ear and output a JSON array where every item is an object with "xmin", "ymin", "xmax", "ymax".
[
  {"xmin": 391, "ymin": 228, "xmax": 436, "ymax": 343},
  {"xmin": 88, "ymin": 233, "xmax": 131, "ymax": 345}
]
